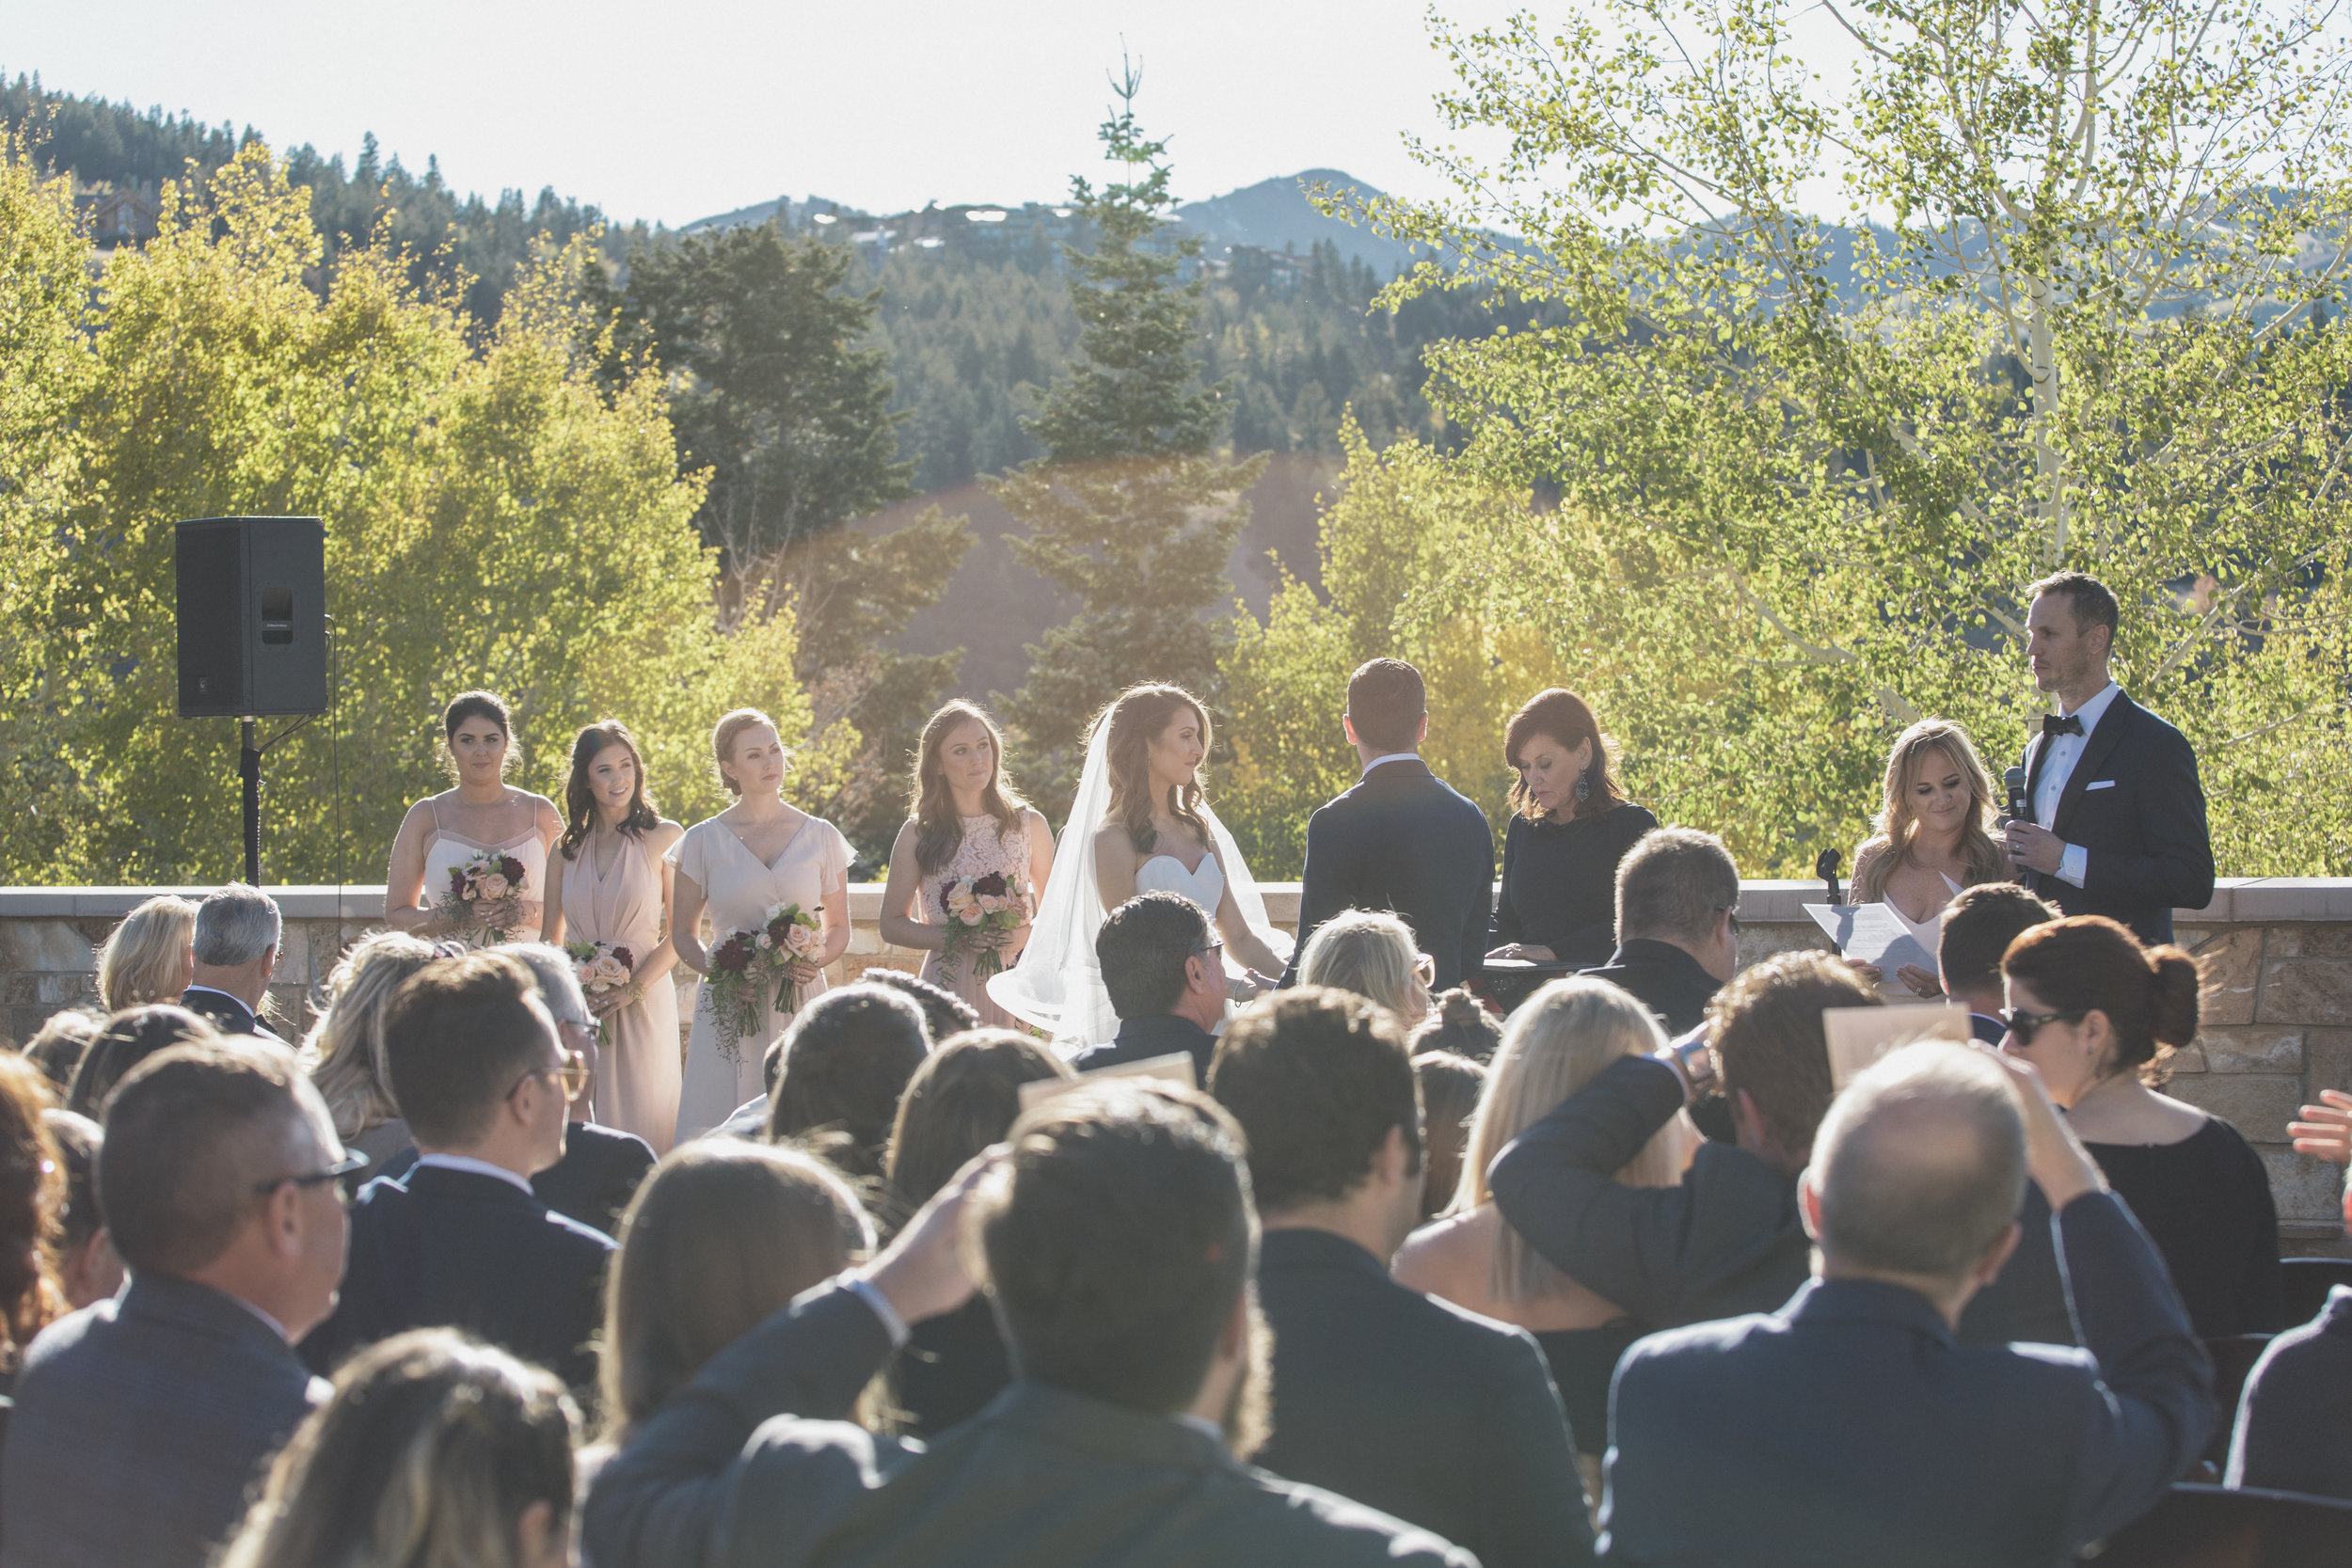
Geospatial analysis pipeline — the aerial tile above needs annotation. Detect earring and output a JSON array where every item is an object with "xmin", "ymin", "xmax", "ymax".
[{"xmin": 1574, "ymin": 771, "xmax": 1593, "ymax": 804}]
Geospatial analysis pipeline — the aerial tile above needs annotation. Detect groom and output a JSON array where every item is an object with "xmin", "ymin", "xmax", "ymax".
[{"xmin": 1282, "ymin": 659, "xmax": 1496, "ymax": 991}]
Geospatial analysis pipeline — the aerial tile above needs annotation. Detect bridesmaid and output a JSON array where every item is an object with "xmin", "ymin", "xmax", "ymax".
[
  {"xmin": 385, "ymin": 691, "xmax": 562, "ymax": 946},
  {"xmin": 667, "ymin": 708, "xmax": 853, "ymax": 1143},
  {"xmin": 878, "ymin": 702, "xmax": 1055, "ymax": 1030},
  {"xmin": 540, "ymin": 721, "xmax": 684, "ymax": 1153}
]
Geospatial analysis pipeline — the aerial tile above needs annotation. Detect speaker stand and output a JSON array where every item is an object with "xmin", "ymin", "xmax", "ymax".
[{"xmin": 240, "ymin": 718, "xmax": 262, "ymax": 886}]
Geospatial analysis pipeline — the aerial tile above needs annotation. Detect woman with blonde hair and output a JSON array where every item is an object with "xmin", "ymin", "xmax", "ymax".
[
  {"xmin": 1850, "ymin": 718, "xmax": 2008, "ymax": 996},
  {"xmin": 302, "ymin": 931, "xmax": 440, "ymax": 1167},
  {"xmin": 94, "ymin": 895, "xmax": 198, "ymax": 1013},
  {"xmin": 1296, "ymin": 909, "xmax": 1434, "ymax": 1031},
  {"xmin": 1394, "ymin": 975, "xmax": 1694, "ymax": 1496}
]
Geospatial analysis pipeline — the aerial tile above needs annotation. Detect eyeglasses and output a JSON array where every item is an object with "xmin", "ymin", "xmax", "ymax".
[
  {"xmin": 1999, "ymin": 1007, "xmax": 2088, "ymax": 1047},
  {"xmin": 1717, "ymin": 905, "xmax": 1741, "ymax": 939},
  {"xmin": 255, "ymin": 1148, "xmax": 369, "ymax": 1197},
  {"xmin": 1414, "ymin": 953, "xmax": 1436, "ymax": 987},
  {"xmin": 1193, "ymin": 938, "xmax": 1225, "ymax": 962},
  {"xmin": 509, "ymin": 1046, "xmax": 591, "ymax": 1104}
]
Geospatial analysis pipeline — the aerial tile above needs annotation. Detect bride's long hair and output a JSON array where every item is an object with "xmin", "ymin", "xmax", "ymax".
[
  {"xmin": 1101, "ymin": 685, "xmax": 1214, "ymax": 855},
  {"xmin": 908, "ymin": 701, "xmax": 1029, "ymax": 875}
]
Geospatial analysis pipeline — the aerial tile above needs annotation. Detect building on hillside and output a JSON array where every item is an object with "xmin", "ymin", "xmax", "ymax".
[{"xmin": 75, "ymin": 181, "xmax": 162, "ymax": 251}]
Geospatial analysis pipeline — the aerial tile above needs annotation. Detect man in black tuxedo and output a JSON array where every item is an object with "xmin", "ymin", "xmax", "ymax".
[
  {"xmin": 178, "ymin": 882, "xmax": 286, "ymax": 1043},
  {"xmin": 1073, "ymin": 893, "xmax": 1226, "ymax": 1085},
  {"xmin": 301, "ymin": 950, "xmax": 613, "ymax": 1398},
  {"xmin": 1603, "ymin": 1044, "xmax": 2210, "ymax": 1566},
  {"xmin": 2007, "ymin": 571, "xmax": 2215, "ymax": 946},
  {"xmin": 1578, "ymin": 827, "xmax": 1740, "ymax": 1036},
  {"xmin": 1210, "ymin": 989, "xmax": 1594, "ymax": 1568},
  {"xmin": 1284, "ymin": 660, "xmax": 1495, "ymax": 991}
]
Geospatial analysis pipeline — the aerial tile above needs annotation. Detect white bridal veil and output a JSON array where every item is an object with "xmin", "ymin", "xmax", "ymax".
[{"xmin": 989, "ymin": 712, "xmax": 1290, "ymax": 1053}]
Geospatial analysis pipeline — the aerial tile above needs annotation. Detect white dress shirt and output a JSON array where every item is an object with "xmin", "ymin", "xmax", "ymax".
[
  {"xmin": 2033, "ymin": 680, "xmax": 2122, "ymax": 890},
  {"xmin": 1360, "ymin": 751, "xmax": 1422, "ymax": 778},
  {"xmin": 412, "ymin": 1150, "xmax": 535, "ymax": 1196}
]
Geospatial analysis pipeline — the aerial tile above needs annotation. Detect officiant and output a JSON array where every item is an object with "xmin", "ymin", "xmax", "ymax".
[{"xmin": 2005, "ymin": 572, "xmax": 2214, "ymax": 946}]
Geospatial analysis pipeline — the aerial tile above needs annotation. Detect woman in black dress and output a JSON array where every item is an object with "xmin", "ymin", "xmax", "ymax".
[
  {"xmin": 2003, "ymin": 914, "xmax": 2283, "ymax": 1338},
  {"xmin": 1485, "ymin": 689, "xmax": 1657, "ymax": 1003}
]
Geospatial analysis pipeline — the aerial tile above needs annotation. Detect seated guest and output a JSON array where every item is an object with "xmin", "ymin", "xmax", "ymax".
[
  {"xmin": 2003, "ymin": 914, "xmax": 2283, "ymax": 1336},
  {"xmin": 1939, "ymin": 882, "xmax": 2058, "ymax": 1042},
  {"xmin": 66, "ymin": 1003, "xmax": 218, "ymax": 1119},
  {"xmin": 1296, "ymin": 909, "xmax": 1435, "ymax": 1031},
  {"xmin": 180, "ymin": 883, "xmax": 287, "ymax": 1042},
  {"xmin": 215, "ymin": 1327, "xmax": 575, "ymax": 1568},
  {"xmin": 0, "ymin": 1054, "xmax": 64, "ymax": 1384},
  {"xmin": 3, "ymin": 1041, "xmax": 347, "ymax": 1568},
  {"xmin": 1072, "ymin": 891, "xmax": 1227, "ymax": 1085},
  {"xmin": 599, "ymin": 1142, "xmax": 872, "ymax": 1440},
  {"xmin": 507, "ymin": 943, "xmax": 657, "ymax": 1237},
  {"xmin": 1411, "ymin": 1052, "xmax": 1486, "ymax": 1223},
  {"xmin": 94, "ymin": 894, "xmax": 199, "ymax": 1013},
  {"xmin": 584, "ymin": 1082, "xmax": 1473, "ymax": 1568},
  {"xmin": 1578, "ymin": 827, "xmax": 1740, "ymax": 1036},
  {"xmin": 21, "ymin": 1010, "xmax": 100, "ymax": 1094},
  {"xmin": 1396, "ymin": 977, "xmax": 1692, "ymax": 1500},
  {"xmin": 1848, "ymin": 719, "xmax": 2010, "ymax": 997},
  {"xmin": 301, "ymin": 931, "xmax": 438, "ymax": 1169},
  {"xmin": 883, "ymin": 1029, "xmax": 1071, "ymax": 1433},
  {"xmin": 766, "ymin": 984, "xmax": 930, "ymax": 1181},
  {"xmin": 1409, "ymin": 987, "xmax": 1502, "ymax": 1062},
  {"xmin": 42, "ymin": 1109, "xmax": 121, "ymax": 1310},
  {"xmin": 2228, "ymin": 1210, "xmax": 2352, "ymax": 1496},
  {"xmin": 1210, "ymin": 990, "xmax": 1595, "ymax": 1568},
  {"xmin": 1606, "ymin": 1043, "xmax": 2212, "ymax": 1564},
  {"xmin": 1485, "ymin": 689, "xmax": 1659, "ymax": 1006},
  {"xmin": 299, "ymin": 951, "xmax": 612, "ymax": 1398},
  {"xmin": 862, "ymin": 966, "xmax": 982, "ymax": 1044}
]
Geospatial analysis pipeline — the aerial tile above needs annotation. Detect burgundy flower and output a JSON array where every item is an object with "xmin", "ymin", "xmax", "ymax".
[
  {"xmin": 711, "ymin": 933, "xmax": 756, "ymax": 974},
  {"xmin": 500, "ymin": 855, "xmax": 526, "ymax": 883},
  {"xmin": 613, "ymin": 945, "xmax": 635, "ymax": 970},
  {"xmin": 448, "ymin": 867, "xmax": 469, "ymax": 898},
  {"xmin": 972, "ymin": 872, "xmax": 1009, "ymax": 899}
]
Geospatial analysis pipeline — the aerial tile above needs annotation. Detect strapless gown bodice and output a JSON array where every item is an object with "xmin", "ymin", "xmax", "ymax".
[
  {"xmin": 421, "ymin": 809, "xmax": 548, "ymax": 949},
  {"xmin": 1136, "ymin": 851, "xmax": 1224, "ymax": 916}
]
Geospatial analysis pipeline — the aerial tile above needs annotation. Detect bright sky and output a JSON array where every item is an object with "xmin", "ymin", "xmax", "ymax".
[{"xmin": 0, "ymin": 0, "xmax": 1577, "ymax": 227}]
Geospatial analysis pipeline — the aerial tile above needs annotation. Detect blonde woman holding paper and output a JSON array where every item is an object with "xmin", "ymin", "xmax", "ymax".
[{"xmin": 1847, "ymin": 719, "xmax": 2007, "ymax": 996}]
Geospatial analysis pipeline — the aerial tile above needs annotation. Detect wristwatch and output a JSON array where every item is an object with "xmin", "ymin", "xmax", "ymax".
[{"xmin": 1663, "ymin": 1031, "xmax": 1717, "ymax": 1097}]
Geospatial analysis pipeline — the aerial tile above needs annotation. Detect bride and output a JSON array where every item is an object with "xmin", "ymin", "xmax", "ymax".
[{"xmin": 991, "ymin": 684, "xmax": 1289, "ymax": 1051}]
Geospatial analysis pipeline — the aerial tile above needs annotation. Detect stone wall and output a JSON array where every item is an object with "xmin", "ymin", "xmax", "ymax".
[{"xmin": 8, "ymin": 878, "xmax": 2349, "ymax": 1248}]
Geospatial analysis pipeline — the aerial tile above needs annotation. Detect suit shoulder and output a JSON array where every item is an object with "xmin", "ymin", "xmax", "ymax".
[
  {"xmin": 1234, "ymin": 1467, "xmax": 1478, "ymax": 1564},
  {"xmin": 1618, "ymin": 1310, "xmax": 1782, "ymax": 1374},
  {"xmin": 2120, "ymin": 694, "xmax": 2195, "ymax": 752},
  {"xmin": 544, "ymin": 1204, "xmax": 621, "ymax": 1254},
  {"xmin": 1398, "ymin": 1277, "xmax": 1549, "ymax": 1365}
]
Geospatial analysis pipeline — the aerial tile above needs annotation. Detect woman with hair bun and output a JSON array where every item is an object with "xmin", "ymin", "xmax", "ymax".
[
  {"xmin": 2002, "ymin": 913, "xmax": 2282, "ymax": 1336},
  {"xmin": 384, "ymin": 691, "xmax": 563, "ymax": 946}
]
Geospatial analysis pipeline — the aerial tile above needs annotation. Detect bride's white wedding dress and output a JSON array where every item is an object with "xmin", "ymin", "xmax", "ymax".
[{"xmin": 990, "ymin": 721, "xmax": 1285, "ymax": 1053}]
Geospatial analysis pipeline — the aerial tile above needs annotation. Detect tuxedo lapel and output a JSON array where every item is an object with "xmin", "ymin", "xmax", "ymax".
[
  {"xmin": 2051, "ymin": 693, "xmax": 2137, "ymax": 842},
  {"xmin": 2023, "ymin": 730, "xmax": 2050, "ymax": 809}
]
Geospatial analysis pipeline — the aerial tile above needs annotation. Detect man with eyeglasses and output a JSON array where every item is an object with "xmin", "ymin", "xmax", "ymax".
[
  {"xmin": 3, "ymin": 1040, "xmax": 353, "ymax": 1568},
  {"xmin": 297, "ymin": 950, "xmax": 614, "ymax": 1401},
  {"xmin": 1073, "ymin": 893, "xmax": 1231, "ymax": 1085}
]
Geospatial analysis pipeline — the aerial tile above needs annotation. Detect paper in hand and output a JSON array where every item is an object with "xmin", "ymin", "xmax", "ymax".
[
  {"xmin": 1822, "ymin": 1003, "xmax": 1972, "ymax": 1087},
  {"xmin": 1804, "ymin": 903, "xmax": 1939, "ymax": 979}
]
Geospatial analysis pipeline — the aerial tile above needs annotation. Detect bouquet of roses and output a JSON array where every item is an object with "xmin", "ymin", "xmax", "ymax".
[
  {"xmin": 760, "ymin": 900, "xmax": 825, "ymax": 1016},
  {"xmin": 939, "ymin": 869, "xmax": 1026, "ymax": 982},
  {"xmin": 703, "ymin": 928, "xmax": 768, "ymax": 1064},
  {"xmin": 564, "ymin": 940, "xmax": 639, "ymax": 1042},
  {"xmin": 438, "ymin": 847, "xmax": 528, "ymax": 942}
]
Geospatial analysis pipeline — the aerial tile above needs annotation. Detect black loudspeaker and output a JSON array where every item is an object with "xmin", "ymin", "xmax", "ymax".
[{"xmin": 176, "ymin": 517, "xmax": 327, "ymax": 718}]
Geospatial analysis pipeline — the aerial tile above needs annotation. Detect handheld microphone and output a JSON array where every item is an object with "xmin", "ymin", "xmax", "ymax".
[
  {"xmin": 1816, "ymin": 847, "xmax": 1843, "ymax": 907},
  {"xmin": 2002, "ymin": 767, "xmax": 2029, "ymax": 828}
]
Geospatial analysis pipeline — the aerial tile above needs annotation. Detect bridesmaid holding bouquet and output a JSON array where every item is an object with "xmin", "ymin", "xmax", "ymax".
[
  {"xmin": 540, "ymin": 721, "xmax": 684, "ymax": 1153},
  {"xmin": 667, "ymin": 708, "xmax": 853, "ymax": 1143},
  {"xmin": 385, "ymin": 691, "xmax": 562, "ymax": 947},
  {"xmin": 879, "ymin": 702, "xmax": 1055, "ymax": 1030}
]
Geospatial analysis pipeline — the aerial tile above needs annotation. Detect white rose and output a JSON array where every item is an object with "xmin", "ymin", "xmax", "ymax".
[{"xmin": 478, "ymin": 873, "xmax": 510, "ymax": 900}]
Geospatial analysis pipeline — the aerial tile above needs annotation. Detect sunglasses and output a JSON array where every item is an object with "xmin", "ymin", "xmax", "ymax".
[
  {"xmin": 254, "ymin": 1148, "xmax": 370, "ymax": 1198},
  {"xmin": 1717, "ymin": 905, "xmax": 1741, "ymax": 939},
  {"xmin": 1999, "ymin": 1007, "xmax": 2088, "ymax": 1047},
  {"xmin": 509, "ymin": 1047, "xmax": 592, "ymax": 1104}
]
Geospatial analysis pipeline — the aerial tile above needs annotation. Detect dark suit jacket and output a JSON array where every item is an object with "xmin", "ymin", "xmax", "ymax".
[
  {"xmin": 1579, "ymin": 941, "xmax": 1722, "ymax": 1036},
  {"xmin": 1, "ymin": 1274, "xmax": 327, "ymax": 1568},
  {"xmin": 1488, "ymin": 1055, "xmax": 2077, "ymax": 1346},
  {"xmin": 583, "ymin": 1280, "xmax": 1475, "ymax": 1568},
  {"xmin": 532, "ymin": 1121, "xmax": 656, "ymax": 1239},
  {"xmin": 1285, "ymin": 759, "xmax": 1496, "ymax": 991},
  {"xmin": 300, "ymin": 1163, "xmax": 615, "ymax": 1395},
  {"xmin": 1602, "ymin": 1194, "xmax": 2213, "ymax": 1567},
  {"xmin": 1070, "ymin": 1012, "xmax": 1217, "ymax": 1085},
  {"xmin": 1254, "ymin": 1227, "xmax": 1597, "ymax": 1568},
  {"xmin": 2228, "ymin": 1283, "xmax": 2352, "ymax": 1497},
  {"xmin": 2020, "ymin": 690, "xmax": 2215, "ymax": 946},
  {"xmin": 178, "ymin": 985, "xmax": 285, "ymax": 1043}
]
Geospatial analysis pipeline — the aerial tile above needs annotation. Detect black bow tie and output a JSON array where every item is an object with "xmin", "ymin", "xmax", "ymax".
[{"xmin": 2043, "ymin": 714, "xmax": 2085, "ymax": 738}]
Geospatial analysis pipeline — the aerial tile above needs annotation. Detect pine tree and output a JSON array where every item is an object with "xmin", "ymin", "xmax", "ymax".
[{"xmin": 994, "ymin": 61, "xmax": 1265, "ymax": 816}]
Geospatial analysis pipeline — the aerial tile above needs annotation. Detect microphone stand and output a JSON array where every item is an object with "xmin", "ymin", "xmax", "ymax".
[{"xmin": 1817, "ymin": 847, "xmax": 1844, "ymax": 907}]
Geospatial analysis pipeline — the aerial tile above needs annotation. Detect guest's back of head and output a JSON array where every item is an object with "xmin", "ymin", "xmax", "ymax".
[
  {"xmin": 1408, "ymin": 989, "xmax": 1503, "ymax": 1062},
  {"xmin": 43, "ymin": 1107, "xmax": 119, "ymax": 1310},
  {"xmin": 1938, "ymin": 883, "xmax": 2058, "ymax": 1006},
  {"xmin": 382, "ymin": 951, "xmax": 552, "ymax": 1148},
  {"xmin": 886, "ymin": 1029, "xmax": 1070, "ymax": 1212},
  {"xmin": 1295, "ymin": 910, "xmax": 1431, "ymax": 1026},
  {"xmin": 1809, "ymin": 1043, "xmax": 2027, "ymax": 1282},
  {"xmin": 861, "ymin": 968, "xmax": 981, "ymax": 1044},
  {"xmin": 1208, "ymin": 987, "xmax": 1422, "ymax": 1216},
  {"xmin": 600, "ymin": 1140, "xmax": 870, "ymax": 1434},
  {"xmin": 217, "ymin": 1327, "xmax": 575, "ymax": 1568},
  {"xmin": 21, "ymin": 1010, "xmax": 100, "ymax": 1095},
  {"xmin": 68, "ymin": 1004, "xmax": 219, "ymax": 1119},
  {"xmin": 1707, "ymin": 952, "xmax": 1879, "ymax": 1165},
  {"xmin": 1615, "ymin": 828, "xmax": 1740, "ymax": 945},
  {"xmin": 1412, "ymin": 1053, "xmax": 1486, "ymax": 1223},
  {"xmin": 766, "ymin": 984, "xmax": 930, "ymax": 1179},
  {"xmin": 303, "ymin": 931, "xmax": 438, "ymax": 1141},
  {"xmin": 1094, "ymin": 891, "xmax": 1212, "ymax": 1022},
  {"xmin": 95, "ymin": 895, "xmax": 199, "ymax": 1013},
  {"xmin": 0, "ymin": 1053, "xmax": 63, "ymax": 1361},
  {"xmin": 193, "ymin": 882, "xmax": 282, "ymax": 970},
  {"xmin": 977, "ymin": 1083, "xmax": 1255, "ymax": 1429}
]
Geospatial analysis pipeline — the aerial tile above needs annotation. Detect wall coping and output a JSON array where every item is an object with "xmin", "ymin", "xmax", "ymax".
[{"xmin": 4, "ymin": 878, "xmax": 2345, "ymax": 924}]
